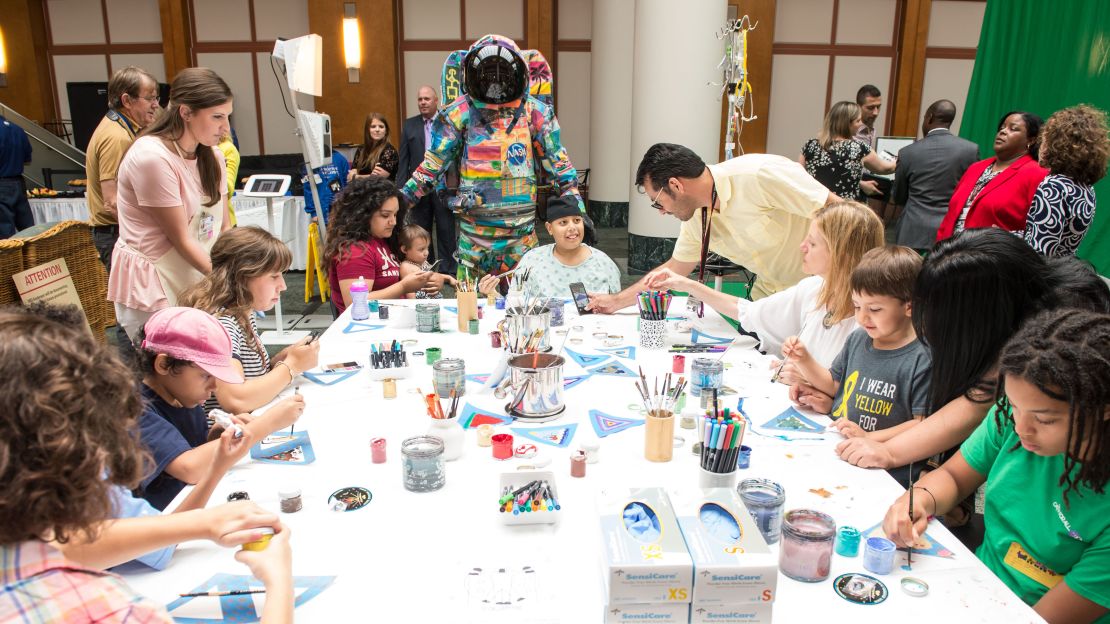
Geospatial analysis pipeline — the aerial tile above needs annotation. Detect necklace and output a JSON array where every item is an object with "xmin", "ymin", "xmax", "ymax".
[{"xmin": 171, "ymin": 139, "xmax": 197, "ymax": 159}]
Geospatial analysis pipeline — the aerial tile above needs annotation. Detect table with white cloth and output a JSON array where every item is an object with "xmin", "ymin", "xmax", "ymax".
[
  {"xmin": 27, "ymin": 196, "xmax": 312, "ymax": 270},
  {"xmin": 122, "ymin": 300, "xmax": 1043, "ymax": 623}
]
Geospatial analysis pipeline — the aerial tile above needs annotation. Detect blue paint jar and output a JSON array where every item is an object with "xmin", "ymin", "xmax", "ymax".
[
  {"xmin": 737, "ymin": 479, "xmax": 786, "ymax": 544},
  {"xmin": 836, "ymin": 526, "xmax": 861, "ymax": 557},
  {"xmin": 863, "ymin": 537, "xmax": 896, "ymax": 575}
]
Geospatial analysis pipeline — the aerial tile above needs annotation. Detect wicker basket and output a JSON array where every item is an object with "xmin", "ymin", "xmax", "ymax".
[
  {"xmin": 20, "ymin": 221, "xmax": 111, "ymax": 342},
  {"xmin": 0, "ymin": 238, "xmax": 25, "ymax": 308}
]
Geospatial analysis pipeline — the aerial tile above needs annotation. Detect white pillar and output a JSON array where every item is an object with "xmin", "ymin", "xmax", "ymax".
[
  {"xmin": 627, "ymin": 0, "xmax": 726, "ymax": 272},
  {"xmin": 587, "ymin": 0, "xmax": 635, "ymax": 227}
]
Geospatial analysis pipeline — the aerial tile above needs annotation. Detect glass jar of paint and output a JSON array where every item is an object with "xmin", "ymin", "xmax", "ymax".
[
  {"xmin": 779, "ymin": 509, "xmax": 836, "ymax": 582},
  {"xmin": 401, "ymin": 436, "xmax": 445, "ymax": 493},
  {"xmin": 690, "ymin": 358, "xmax": 723, "ymax": 397},
  {"xmin": 416, "ymin": 303, "xmax": 441, "ymax": 333},
  {"xmin": 432, "ymin": 358, "xmax": 465, "ymax": 397},
  {"xmin": 278, "ymin": 488, "xmax": 302, "ymax": 513},
  {"xmin": 737, "ymin": 479, "xmax": 786, "ymax": 544}
]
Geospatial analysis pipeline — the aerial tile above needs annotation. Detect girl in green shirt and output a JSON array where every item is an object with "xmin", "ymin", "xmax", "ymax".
[{"xmin": 883, "ymin": 308, "xmax": 1110, "ymax": 623}]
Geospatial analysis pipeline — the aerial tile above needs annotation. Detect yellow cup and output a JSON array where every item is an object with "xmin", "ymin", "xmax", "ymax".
[{"xmin": 240, "ymin": 527, "xmax": 275, "ymax": 551}]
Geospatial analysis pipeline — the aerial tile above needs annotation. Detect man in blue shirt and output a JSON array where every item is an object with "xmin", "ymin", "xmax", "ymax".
[
  {"xmin": 0, "ymin": 114, "xmax": 34, "ymax": 238},
  {"xmin": 301, "ymin": 150, "xmax": 350, "ymax": 225}
]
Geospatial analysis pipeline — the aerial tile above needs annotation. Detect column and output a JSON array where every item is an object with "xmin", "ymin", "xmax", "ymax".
[
  {"xmin": 587, "ymin": 0, "xmax": 635, "ymax": 228},
  {"xmin": 627, "ymin": 0, "xmax": 727, "ymax": 273}
]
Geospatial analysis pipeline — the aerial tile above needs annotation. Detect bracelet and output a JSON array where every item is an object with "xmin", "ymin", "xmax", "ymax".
[
  {"xmin": 273, "ymin": 360, "xmax": 296, "ymax": 383},
  {"xmin": 910, "ymin": 486, "xmax": 936, "ymax": 515}
]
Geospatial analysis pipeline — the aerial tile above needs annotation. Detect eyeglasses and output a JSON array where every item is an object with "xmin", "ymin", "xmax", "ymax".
[
  {"xmin": 648, "ymin": 184, "xmax": 667, "ymax": 211},
  {"xmin": 130, "ymin": 94, "xmax": 160, "ymax": 104}
]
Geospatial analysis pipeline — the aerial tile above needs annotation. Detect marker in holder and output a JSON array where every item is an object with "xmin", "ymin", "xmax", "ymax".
[
  {"xmin": 369, "ymin": 341, "xmax": 410, "ymax": 380},
  {"xmin": 500, "ymin": 471, "xmax": 561, "ymax": 525}
]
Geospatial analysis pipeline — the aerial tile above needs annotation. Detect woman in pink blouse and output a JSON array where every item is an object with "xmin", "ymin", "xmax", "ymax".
[{"xmin": 109, "ymin": 67, "xmax": 233, "ymax": 339}]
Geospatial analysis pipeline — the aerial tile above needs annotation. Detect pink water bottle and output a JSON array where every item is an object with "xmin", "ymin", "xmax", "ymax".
[{"xmin": 350, "ymin": 276, "xmax": 370, "ymax": 320}]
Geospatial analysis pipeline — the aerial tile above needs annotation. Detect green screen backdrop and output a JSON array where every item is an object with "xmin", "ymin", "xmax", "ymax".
[{"xmin": 962, "ymin": 0, "xmax": 1110, "ymax": 275}]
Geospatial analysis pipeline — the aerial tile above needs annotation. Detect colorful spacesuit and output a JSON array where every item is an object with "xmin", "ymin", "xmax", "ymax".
[{"xmin": 400, "ymin": 34, "xmax": 586, "ymax": 277}]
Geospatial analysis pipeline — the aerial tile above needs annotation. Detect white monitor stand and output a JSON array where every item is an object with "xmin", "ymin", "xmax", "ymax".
[{"xmin": 240, "ymin": 174, "xmax": 309, "ymax": 346}]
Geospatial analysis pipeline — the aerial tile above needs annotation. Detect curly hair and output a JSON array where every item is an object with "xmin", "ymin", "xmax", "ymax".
[
  {"xmin": 322, "ymin": 176, "xmax": 406, "ymax": 278},
  {"xmin": 0, "ymin": 312, "xmax": 145, "ymax": 545},
  {"xmin": 179, "ymin": 226, "xmax": 291, "ymax": 360},
  {"xmin": 812, "ymin": 200, "xmax": 885, "ymax": 323},
  {"xmin": 1038, "ymin": 105, "xmax": 1110, "ymax": 186},
  {"xmin": 995, "ymin": 308, "xmax": 1110, "ymax": 505}
]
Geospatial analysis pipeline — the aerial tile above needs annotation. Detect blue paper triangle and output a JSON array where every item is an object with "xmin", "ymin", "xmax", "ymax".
[
  {"xmin": 511, "ymin": 423, "xmax": 577, "ymax": 448},
  {"xmin": 589, "ymin": 409, "xmax": 644, "ymax": 438},
  {"xmin": 343, "ymin": 321, "xmax": 385, "ymax": 334},
  {"xmin": 563, "ymin": 374, "xmax": 591, "ymax": 390},
  {"xmin": 166, "ymin": 573, "xmax": 336, "ymax": 623},
  {"xmin": 761, "ymin": 407, "xmax": 824, "ymax": 433},
  {"xmin": 564, "ymin": 348, "xmax": 610, "ymax": 368},
  {"xmin": 444, "ymin": 306, "xmax": 458, "ymax": 314},
  {"xmin": 302, "ymin": 369, "xmax": 359, "ymax": 386},
  {"xmin": 598, "ymin": 345, "xmax": 637, "ymax": 360},
  {"xmin": 691, "ymin": 329, "xmax": 734, "ymax": 344},
  {"xmin": 586, "ymin": 359, "xmax": 637, "ymax": 377},
  {"xmin": 250, "ymin": 430, "xmax": 316, "ymax": 464}
]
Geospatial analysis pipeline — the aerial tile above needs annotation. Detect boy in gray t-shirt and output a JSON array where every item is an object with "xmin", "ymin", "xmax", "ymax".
[{"xmin": 783, "ymin": 246, "xmax": 930, "ymax": 485}]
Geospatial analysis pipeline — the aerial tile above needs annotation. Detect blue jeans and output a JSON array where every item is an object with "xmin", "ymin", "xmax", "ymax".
[{"xmin": 0, "ymin": 178, "xmax": 33, "ymax": 238}]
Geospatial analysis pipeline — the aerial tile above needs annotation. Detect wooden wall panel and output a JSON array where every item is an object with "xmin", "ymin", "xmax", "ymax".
[
  {"xmin": 309, "ymin": 0, "xmax": 401, "ymax": 146},
  {"xmin": 0, "ymin": 0, "xmax": 56, "ymax": 124},
  {"xmin": 891, "ymin": 0, "xmax": 931, "ymax": 136}
]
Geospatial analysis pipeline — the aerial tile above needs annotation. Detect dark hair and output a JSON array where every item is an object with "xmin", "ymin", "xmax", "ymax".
[
  {"xmin": 133, "ymin": 325, "xmax": 194, "ymax": 376},
  {"xmin": 634, "ymin": 143, "xmax": 706, "ymax": 196},
  {"xmin": 322, "ymin": 176, "xmax": 406, "ymax": 277},
  {"xmin": 138, "ymin": 67, "xmax": 233, "ymax": 208},
  {"xmin": 925, "ymin": 99, "xmax": 957, "ymax": 126},
  {"xmin": 996, "ymin": 309, "xmax": 1110, "ymax": 505},
  {"xmin": 1039, "ymin": 105, "xmax": 1110, "ymax": 186},
  {"xmin": 1045, "ymin": 256, "xmax": 1110, "ymax": 314},
  {"xmin": 353, "ymin": 113, "xmax": 392, "ymax": 173},
  {"xmin": 997, "ymin": 110, "xmax": 1044, "ymax": 160},
  {"xmin": 914, "ymin": 229, "xmax": 1052, "ymax": 411},
  {"xmin": 0, "ymin": 312, "xmax": 145, "ymax": 545},
  {"xmin": 856, "ymin": 84, "xmax": 881, "ymax": 105},
  {"xmin": 108, "ymin": 66, "xmax": 157, "ymax": 111},
  {"xmin": 850, "ymin": 245, "xmax": 922, "ymax": 302}
]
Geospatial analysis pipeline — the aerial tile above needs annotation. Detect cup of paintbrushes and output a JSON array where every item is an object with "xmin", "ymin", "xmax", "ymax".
[
  {"xmin": 456, "ymin": 290, "xmax": 479, "ymax": 332},
  {"xmin": 644, "ymin": 409, "xmax": 675, "ymax": 462}
]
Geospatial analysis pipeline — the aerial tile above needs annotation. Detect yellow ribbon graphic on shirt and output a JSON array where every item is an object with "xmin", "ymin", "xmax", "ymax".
[{"xmin": 833, "ymin": 371, "xmax": 859, "ymax": 420}]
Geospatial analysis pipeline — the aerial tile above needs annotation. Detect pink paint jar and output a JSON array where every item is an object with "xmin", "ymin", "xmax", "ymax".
[
  {"xmin": 778, "ymin": 509, "xmax": 836, "ymax": 582},
  {"xmin": 370, "ymin": 437, "xmax": 387, "ymax": 463}
]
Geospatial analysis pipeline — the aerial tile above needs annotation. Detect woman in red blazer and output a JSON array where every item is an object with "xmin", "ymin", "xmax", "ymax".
[{"xmin": 936, "ymin": 111, "xmax": 1048, "ymax": 241}]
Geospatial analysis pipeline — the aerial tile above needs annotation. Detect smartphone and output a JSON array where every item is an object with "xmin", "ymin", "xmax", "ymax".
[
  {"xmin": 324, "ymin": 361, "xmax": 362, "ymax": 372},
  {"xmin": 569, "ymin": 282, "xmax": 592, "ymax": 315}
]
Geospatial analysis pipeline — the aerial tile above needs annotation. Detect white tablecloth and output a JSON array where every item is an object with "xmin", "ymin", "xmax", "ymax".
[
  {"xmin": 28, "ymin": 196, "xmax": 312, "ymax": 270},
  {"xmin": 122, "ymin": 302, "xmax": 1043, "ymax": 623}
]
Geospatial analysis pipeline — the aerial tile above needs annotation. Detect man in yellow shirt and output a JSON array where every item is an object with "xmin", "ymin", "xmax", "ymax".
[
  {"xmin": 86, "ymin": 66, "xmax": 160, "ymax": 272},
  {"xmin": 588, "ymin": 143, "xmax": 837, "ymax": 312}
]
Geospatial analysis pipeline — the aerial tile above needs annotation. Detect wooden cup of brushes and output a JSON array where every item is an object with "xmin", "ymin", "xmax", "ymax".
[
  {"xmin": 644, "ymin": 409, "xmax": 675, "ymax": 462},
  {"xmin": 456, "ymin": 291, "xmax": 478, "ymax": 332}
]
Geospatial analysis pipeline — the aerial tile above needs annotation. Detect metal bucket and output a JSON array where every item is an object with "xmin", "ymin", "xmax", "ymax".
[
  {"xmin": 495, "ymin": 352, "xmax": 566, "ymax": 422},
  {"xmin": 500, "ymin": 306, "xmax": 552, "ymax": 352}
]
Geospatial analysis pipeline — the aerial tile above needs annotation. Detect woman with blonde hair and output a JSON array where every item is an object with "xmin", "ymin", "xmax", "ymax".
[
  {"xmin": 109, "ymin": 67, "xmax": 234, "ymax": 339},
  {"xmin": 800, "ymin": 100, "xmax": 896, "ymax": 201},
  {"xmin": 646, "ymin": 200, "xmax": 884, "ymax": 380},
  {"xmin": 349, "ymin": 113, "xmax": 399, "ymax": 181},
  {"xmin": 180, "ymin": 226, "xmax": 319, "ymax": 414}
]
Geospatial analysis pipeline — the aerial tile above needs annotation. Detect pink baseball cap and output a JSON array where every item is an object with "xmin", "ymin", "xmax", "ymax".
[{"xmin": 141, "ymin": 307, "xmax": 245, "ymax": 384}]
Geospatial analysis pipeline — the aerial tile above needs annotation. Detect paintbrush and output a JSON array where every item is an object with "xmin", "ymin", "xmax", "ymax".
[
  {"xmin": 179, "ymin": 589, "xmax": 265, "ymax": 597},
  {"xmin": 907, "ymin": 467, "xmax": 915, "ymax": 570},
  {"xmin": 714, "ymin": 339, "xmax": 737, "ymax": 363}
]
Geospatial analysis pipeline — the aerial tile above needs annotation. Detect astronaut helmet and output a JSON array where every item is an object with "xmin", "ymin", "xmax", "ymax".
[{"xmin": 464, "ymin": 35, "xmax": 528, "ymax": 105}]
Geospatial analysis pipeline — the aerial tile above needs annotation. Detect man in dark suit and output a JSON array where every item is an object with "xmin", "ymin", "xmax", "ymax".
[
  {"xmin": 891, "ymin": 100, "xmax": 980, "ymax": 251},
  {"xmin": 398, "ymin": 85, "xmax": 457, "ymax": 276}
]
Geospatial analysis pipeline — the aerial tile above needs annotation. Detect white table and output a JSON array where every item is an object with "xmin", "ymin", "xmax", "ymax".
[
  {"xmin": 27, "ymin": 196, "xmax": 312, "ymax": 270},
  {"xmin": 122, "ymin": 301, "xmax": 1043, "ymax": 623}
]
